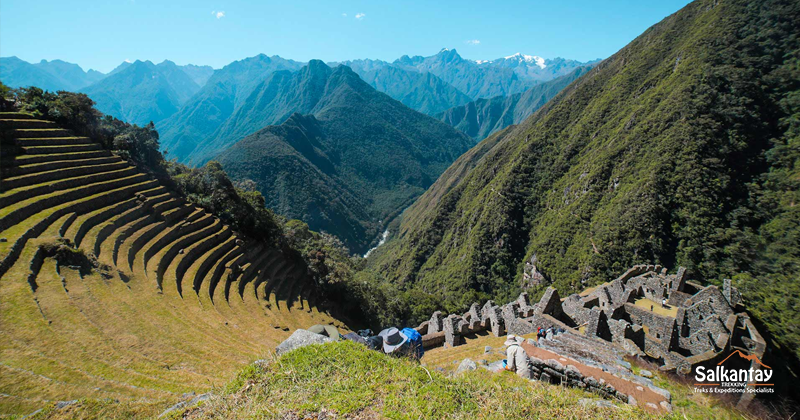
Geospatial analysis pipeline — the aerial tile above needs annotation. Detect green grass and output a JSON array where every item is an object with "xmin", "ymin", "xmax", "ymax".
[{"xmin": 23, "ymin": 341, "xmax": 754, "ymax": 420}]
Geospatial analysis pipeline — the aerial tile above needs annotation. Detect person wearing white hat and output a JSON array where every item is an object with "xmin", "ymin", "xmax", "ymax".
[
  {"xmin": 504, "ymin": 334, "xmax": 532, "ymax": 379},
  {"xmin": 378, "ymin": 327, "xmax": 410, "ymax": 356}
]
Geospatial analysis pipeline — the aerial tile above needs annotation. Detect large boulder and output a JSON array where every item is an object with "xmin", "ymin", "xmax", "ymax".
[
  {"xmin": 275, "ymin": 329, "xmax": 333, "ymax": 356},
  {"xmin": 455, "ymin": 358, "xmax": 477, "ymax": 375}
]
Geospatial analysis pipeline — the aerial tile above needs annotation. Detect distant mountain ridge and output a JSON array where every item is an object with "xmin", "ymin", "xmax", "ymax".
[
  {"xmin": 338, "ymin": 60, "xmax": 473, "ymax": 115},
  {"xmin": 438, "ymin": 65, "xmax": 594, "ymax": 140},
  {"xmin": 479, "ymin": 53, "xmax": 601, "ymax": 83},
  {"xmin": 80, "ymin": 60, "xmax": 202, "ymax": 126},
  {"xmin": 0, "ymin": 56, "xmax": 104, "ymax": 91},
  {"xmin": 158, "ymin": 54, "xmax": 305, "ymax": 160},
  {"xmin": 214, "ymin": 61, "xmax": 474, "ymax": 252}
]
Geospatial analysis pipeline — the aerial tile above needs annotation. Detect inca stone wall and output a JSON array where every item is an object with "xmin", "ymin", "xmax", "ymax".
[{"xmin": 415, "ymin": 265, "xmax": 766, "ymax": 379}]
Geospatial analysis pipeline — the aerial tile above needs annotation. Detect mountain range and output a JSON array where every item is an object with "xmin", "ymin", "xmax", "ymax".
[
  {"xmin": 438, "ymin": 65, "xmax": 594, "ymax": 140},
  {"xmin": 0, "ymin": 57, "xmax": 104, "ymax": 91},
  {"xmin": 80, "ymin": 60, "xmax": 206, "ymax": 126},
  {"xmin": 157, "ymin": 54, "xmax": 305, "ymax": 160},
  {"xmin": 214, "ymin": 61, "xmax": 473, "ymax": 253},
  {"xmin": 366, "ymin": 0, "xmax": 800, "ymax": 365}
]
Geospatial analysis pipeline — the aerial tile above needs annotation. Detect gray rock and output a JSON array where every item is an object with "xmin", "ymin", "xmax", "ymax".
[
  {"xmin": 639, "ymin": 369, "xmax": 653, "ymax": 378},
  {"xmin": 478, "ymin": 359, "xmax": 489, "ymax": 366},
  {"xmin": 455, "ymin": 358, "xmax": 477, "ymax": 375},
  {"xmin": 21, "ymin": 409, "xmax": 42, "ymax": 419},
  {"xmin": 55, "ymin": 400, "xmax": 78, "ymax": 409},
  {"xmin": 545, "ymin": 359, "xmax": 564, "ymax": 372},
  {"xmin": 646, "ymin": 402, "xmax": 658, "ymax": 410},
  {"xmin": 275, "ymin": 329, "xmax": 332, "ymax": 356},
  {"xmin": 483, "ymin": 360, "xmax": 505, "ymax": 372},
  {"xmin": 564, "ymin": 365, "xmax": 582, "ymax": 379},
  {"xmin": 539, "ymin": 372, "xmax": 552, "ymax": 383},
  {"xmin": 159, "ymin": 393, "xmax": 212, "ymax": 418},
  {"xmin": 618, "ymin": 360, "xmax": 632, "ymax": 370},
  {"xmin": 585, "ymin": 376, "xmax": 599, "ymax": 387},
  {"xmin": 579, "ymin": 399, "xmax": 617, "ymax": 409},
  {"xmin": 0, "ymin": 238, "xmax": 7, "ymax": 243},
  {"xmin": 660, "ymin": 401, "xmax": 672, "ymax": 412},
  {"xmin": 484, "ymin": 346, "xmax": 492, "ymax": 354},
  {"xmin": 627, "ymin": 396, "xmax": 637, "ymax": 406},
  {"xmin": 527, "ymin": 338, "xmax": 537, "ymax": 345},
  {"xmin": 648, "ymin": 385, "xmax": 671, "ymax": 401}
]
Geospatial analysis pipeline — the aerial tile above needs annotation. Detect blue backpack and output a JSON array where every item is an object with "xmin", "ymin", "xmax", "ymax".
[{"xmin": 401, "ymin": 327, "xmax": 424, "ymax": 359}]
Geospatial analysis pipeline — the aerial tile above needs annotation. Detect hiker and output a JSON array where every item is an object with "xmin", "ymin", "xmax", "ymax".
[
  {"xmin": 365, "ymin": 335, "xmax": 383, "ymax": 351},
  {"xmin": 378, "ymin": 327, "xmax": 411, "ymax": 357},
  {"xmin": 662, "ymin": 298, "xmax": 667, "ymax": 308},
  {"xmin": 504, "ymin": 335, "xmax": 532, "ymax": 379},
  {"xmin": 401, "ymin": 327, "xmax": 425, "ymax": 359},
  {"xmin": 308, "ymin": 324, "xmax": 341, "ymax": 341}
]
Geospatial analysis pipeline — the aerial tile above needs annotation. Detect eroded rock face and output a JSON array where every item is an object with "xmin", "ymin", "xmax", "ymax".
[{"xmin": 275, "ymin": 329, "xmax": 332, "ymax": 355}]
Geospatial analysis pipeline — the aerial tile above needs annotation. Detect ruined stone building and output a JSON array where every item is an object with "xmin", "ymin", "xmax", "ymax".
[{"xmin": 415, "ymin": 265, "xmax": 766, "ymax": 378}]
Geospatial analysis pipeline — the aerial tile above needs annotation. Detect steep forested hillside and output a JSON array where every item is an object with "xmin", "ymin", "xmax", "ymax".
[
  {"xmin": 81, "ymin": 60, "xmax": 201, "ymax": 126},
  {"xmin": 214, "ymin": 63, "xmax": 474, "ymax": 253},
  {"xmin": 368, "ymin": 0, "xmax": 800, "ymax": 358},
  {"xmin": 158, "ymin": 54, "xmax": 304, "ymax": 161},
  {"xmin": 438, "ymin": 66, "xmax": 593, "ymax": 140}
]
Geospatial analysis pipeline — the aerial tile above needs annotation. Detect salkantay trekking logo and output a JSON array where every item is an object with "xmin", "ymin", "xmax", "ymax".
[{"xmin": 693, "ymin": 350, "xmax": 774, "ymax": 394}]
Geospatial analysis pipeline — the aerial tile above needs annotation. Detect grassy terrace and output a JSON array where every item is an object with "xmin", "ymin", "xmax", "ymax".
[
  {"xmin": 21, "ymin": 341, "xmax": 749, "ymax": 420},
  {"xmin": 0, "ymin": 115, "xmax": 348, "ymax": 417}
]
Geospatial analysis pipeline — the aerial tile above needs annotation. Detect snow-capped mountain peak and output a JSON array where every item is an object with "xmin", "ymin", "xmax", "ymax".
[{"xmin": 503, "ymin": 52, "xmax": 546, "ymax": 69}]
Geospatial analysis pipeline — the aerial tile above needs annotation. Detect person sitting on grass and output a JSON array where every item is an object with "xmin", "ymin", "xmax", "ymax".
[{"xmin": 504, "ymin": 334, "xmax": 532, "ymax": 379}]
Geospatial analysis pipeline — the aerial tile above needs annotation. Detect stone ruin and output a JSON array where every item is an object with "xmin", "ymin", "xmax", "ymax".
[{"xmin": 415, "ymin": 265, "xmax": 766, "ymax": 378}]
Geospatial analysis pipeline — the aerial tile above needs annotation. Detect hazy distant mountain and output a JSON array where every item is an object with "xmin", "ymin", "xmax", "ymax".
[
  {"xmin": 215, "ymin": 61, "xmax": 473, "ymax": 252},
  {"xmin": 481, "ymin": 53, "xmax": 600, "ymax": 83},
  {"xmin": 179, "ymin": 64, "xmax": 214, "ymax": 86},
  {"xmin": 342, "ymin": 61, "xmax": 472, "ymax": 115},
  {"xmin": 81, "ymin": 60, "xmax": 201, "ymax": 126},
  {"xmin": 107, "ymin": 61, "xmax": 132, "ymax": 76},
  {"xmin": 438, "ymin": 66, "xmax": 594, "ymax": 140},
  {"xmin": 0, "ymin": 56, "xmax": 105, "ymax": 91},
  {"xmin": 393, "ymin": 48, "xmax": 534, "ymax": 99},
  {"xmin": 158, "ymin": 54, "xmax": 305, "ymax": 160}
]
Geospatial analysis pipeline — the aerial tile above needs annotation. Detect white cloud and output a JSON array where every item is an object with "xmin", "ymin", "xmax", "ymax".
[
  {"xmin": 465, "ymin": 39, "xmax": 481, "ymax": 45},
  {"xmin": 342, "ymin": 13, "xmax": 347, "ymax": 17},
  {"xmin": 355, "ymin": 13, "xmax": 365, "ymax": 20},
  {"xmin": 124, "ymin": 59, "xmax": 132, "ymax": 63},
  {"xmin": 212, "ymin": 10, "xmax": 225, "ymax": 19}
]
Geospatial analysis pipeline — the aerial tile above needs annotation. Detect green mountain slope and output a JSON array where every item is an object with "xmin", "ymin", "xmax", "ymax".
[
  {"xmin": 157, "ymin": 54, "xmax": 304, "ymax": 161},
  {"xmin": 214, "ymin": 63, "xmax": 474, "ymax": 253},
  {"xmin": 438, "ymin": 66, "xmax": 593, "ymax": 140},
  {"xmin": 80, "ymin": 60, "xmax": 200, "ymax": 125},
  {"xmin": 367, "ymin": 0, "xmax": 800, "ymax": 358}
]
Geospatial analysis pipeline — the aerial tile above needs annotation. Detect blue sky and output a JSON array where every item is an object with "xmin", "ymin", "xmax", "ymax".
[{"xmin": 1, "ymin": 0, "xmax": 692, "ymax": 74}]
